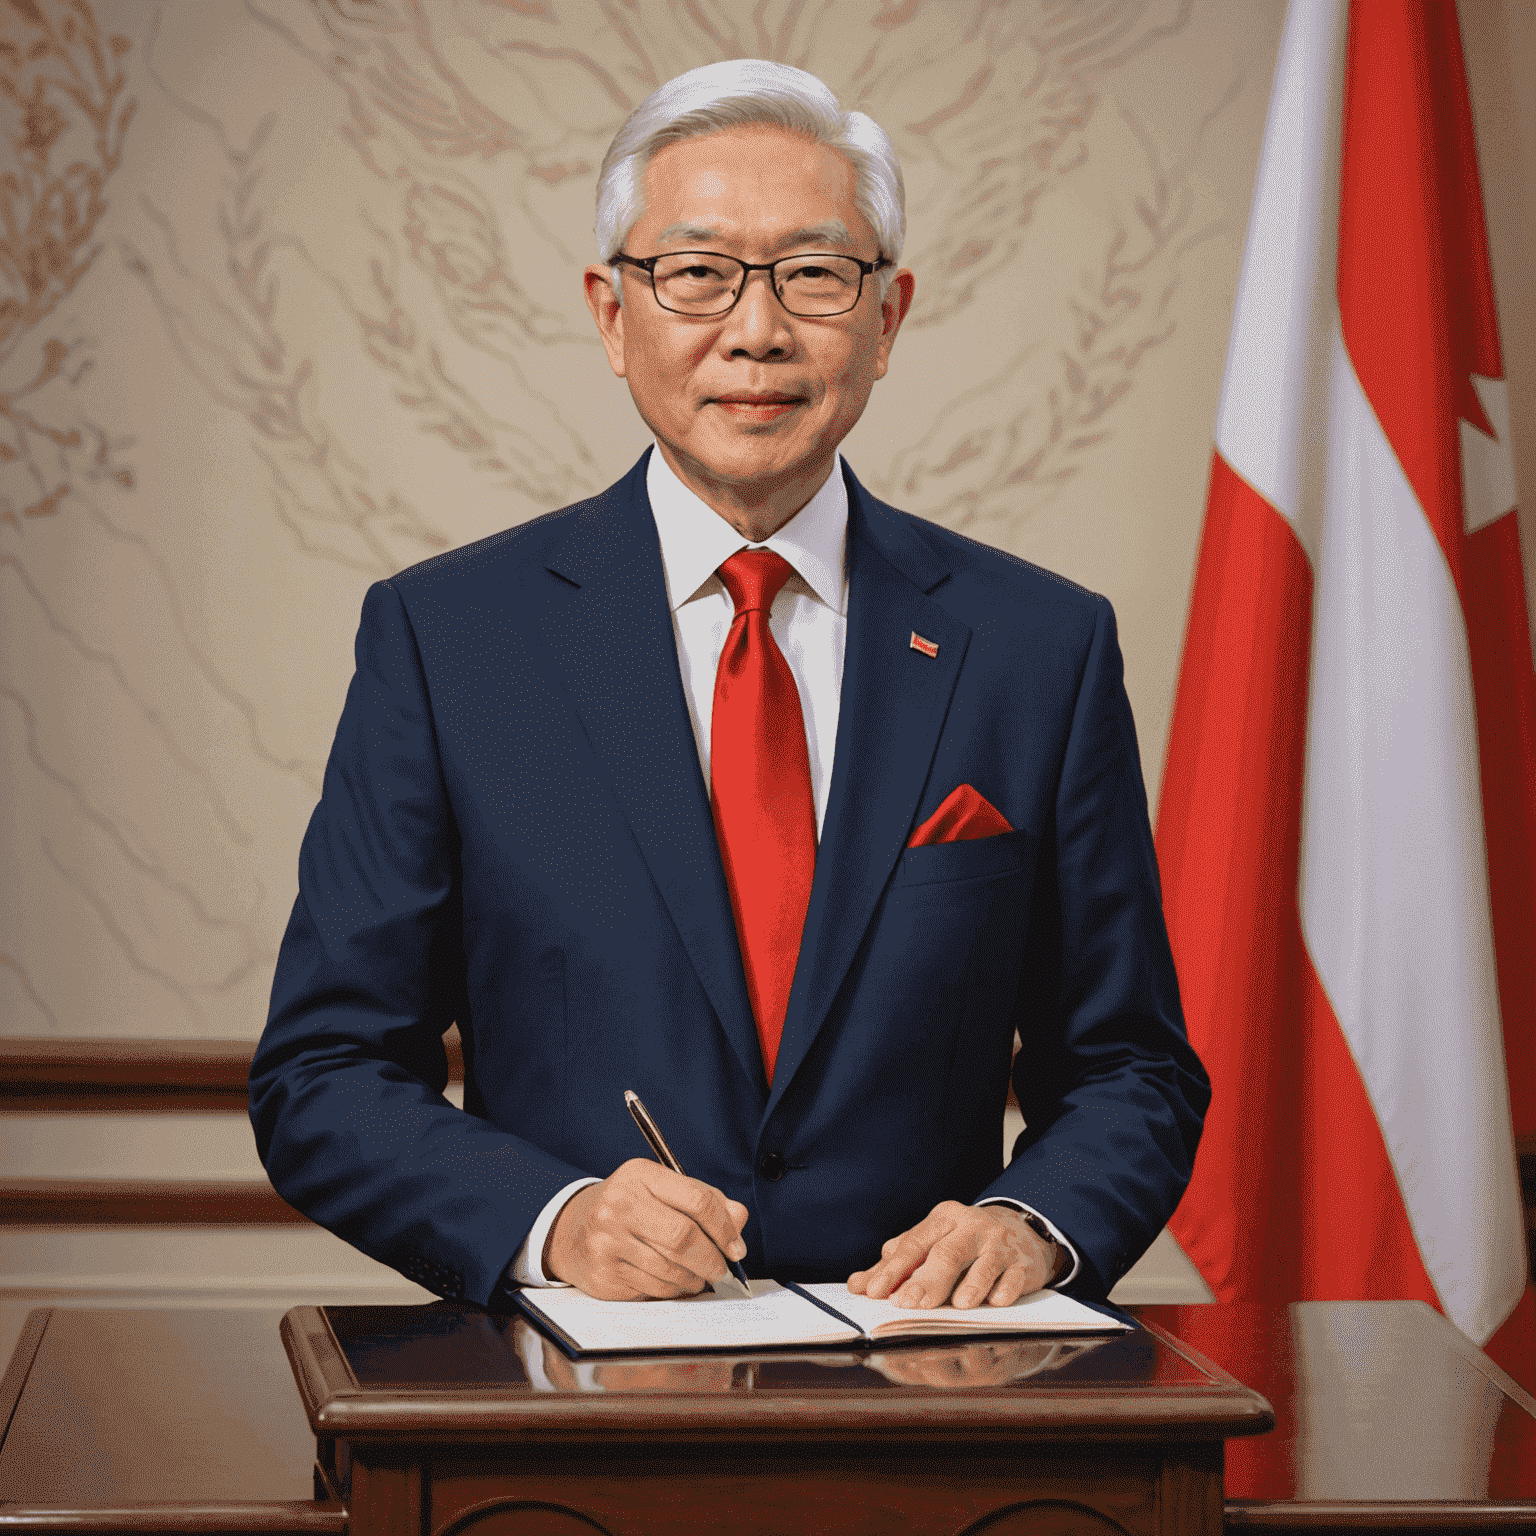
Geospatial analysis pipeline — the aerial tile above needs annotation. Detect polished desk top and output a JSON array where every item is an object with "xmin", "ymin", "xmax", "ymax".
[
  {"xmin": 1, "ymin": 1300, "xmax": 1533, "ymax": 1512},
  {"xmin": 0, "ymin": 1305, "xmax": 323, "ymax": 1506},
  {"xmin": 283, "ymin": 1299, "xmax": 1268, "ymax": 1445},
  {"xmin": 1144, "ymin": 1303, "xmax": 1536, "ymax": 1509}
]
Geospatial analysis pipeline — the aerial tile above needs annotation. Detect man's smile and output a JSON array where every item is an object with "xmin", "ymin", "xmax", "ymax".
[{"xmin": 710, "ymin": 391, "xmax": 805, "ymax": 421}]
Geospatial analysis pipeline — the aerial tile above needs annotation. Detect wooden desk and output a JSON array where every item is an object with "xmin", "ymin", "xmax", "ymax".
[
  {"xmin": 281, "ymin": 1300, "xmax": 1271, "ymax": 1536},
  {"xmin": 0, "ymin": 1305, "xmax": 342, "ymax": 1534},
  {"xmin": 2, "ymin": 1301, "xmax": 1532, "ymax": 1532}
]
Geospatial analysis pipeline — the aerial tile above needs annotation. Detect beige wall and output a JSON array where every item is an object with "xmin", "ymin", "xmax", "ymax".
[{"xmin": 1, "ymin": 0, "xmax": 1532, "ymax": 1308}]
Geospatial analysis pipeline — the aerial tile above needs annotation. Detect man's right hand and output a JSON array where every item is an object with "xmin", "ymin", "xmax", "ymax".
[{"xmin": 542, "ymin": 1158, "xmax": 750, "ymax": 1300}]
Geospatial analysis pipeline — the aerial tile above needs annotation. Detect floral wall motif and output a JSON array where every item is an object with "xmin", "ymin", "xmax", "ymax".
[{"xmin": 1, "ymin": 0, "xmax": 1532, "ymax": 1047}]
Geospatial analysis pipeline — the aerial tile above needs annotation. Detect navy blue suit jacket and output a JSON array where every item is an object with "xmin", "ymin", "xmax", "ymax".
[{"xmin": 250, "ymin": 452, "xmax": 1207, "ymax": 1304}]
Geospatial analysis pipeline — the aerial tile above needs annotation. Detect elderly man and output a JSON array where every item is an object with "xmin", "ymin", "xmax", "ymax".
[{"xmin": 251, "ymin": 59, "xmax": 1206, "ymax": 1311}]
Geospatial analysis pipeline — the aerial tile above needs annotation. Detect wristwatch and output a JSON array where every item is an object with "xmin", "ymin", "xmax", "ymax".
[{"xmin": 1016, "ymin": 1208, "xmax": 1066, "ymax": 1284}]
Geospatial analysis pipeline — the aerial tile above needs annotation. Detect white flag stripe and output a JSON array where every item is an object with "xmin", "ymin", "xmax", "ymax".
[
  {"xmin": 1298, "ymin": 324, "xmax": 1524, "ymax": 1344},
  {"xmin": 1213, "ymin": 0, "xmax": 1345, "ymax": 564}
]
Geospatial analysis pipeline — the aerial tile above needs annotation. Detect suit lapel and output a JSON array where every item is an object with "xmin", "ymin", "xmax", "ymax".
[
  {"xmin": 543, "ymin": 454, "xmax": 765, "ymax": 1098},
  {"xmin": 765, "ymin": 468, "xmax": 971, "ymax": 1118}
]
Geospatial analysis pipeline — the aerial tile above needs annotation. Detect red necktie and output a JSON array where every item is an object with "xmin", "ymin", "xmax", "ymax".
[{"xmin": 711, "ymin": 550, "xmax": 817, "ymax": 1084}]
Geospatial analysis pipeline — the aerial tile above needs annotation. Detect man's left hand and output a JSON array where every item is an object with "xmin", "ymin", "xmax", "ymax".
[{"xmin": 846, "ymin": 1202, "xmax": 1059, "ymax": 1309}]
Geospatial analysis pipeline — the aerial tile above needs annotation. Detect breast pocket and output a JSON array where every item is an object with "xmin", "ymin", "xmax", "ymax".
[{"xmin": 892, "ymin": 827, "xmax": 1034, "ymax": 888}]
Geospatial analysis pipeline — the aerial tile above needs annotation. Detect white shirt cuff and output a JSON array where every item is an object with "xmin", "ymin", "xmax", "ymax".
[
  {"xmin": 510, "ymin": 1177, "xmax": 603, "ymax": 1286},
  {"xmin": 977, "ymin": 1198, "xmax": 1081, "ymax": 1288}
]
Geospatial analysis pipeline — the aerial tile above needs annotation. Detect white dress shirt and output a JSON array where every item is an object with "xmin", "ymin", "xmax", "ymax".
[
  {"xmin": 508, "ymin": 447, "xmax": 1079, "ymax": 1290},
  {"xmin": 653, "ymin": 443, "xmax": 849, "ymax": 835}
]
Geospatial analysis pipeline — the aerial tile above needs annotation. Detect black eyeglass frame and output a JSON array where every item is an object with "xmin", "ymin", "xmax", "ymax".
[{"xmin": 611, "ymin": 250, "xmax": 892, "ymax": 318}]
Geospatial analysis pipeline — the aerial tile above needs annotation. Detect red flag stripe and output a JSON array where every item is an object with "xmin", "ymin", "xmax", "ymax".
[
  {"xmin": 1486, "ymin": 1287, "xmax": 1536, "ymax": 1464},
  {"xmin": 1156, "ymin": 452, "xmax": 1311, "ymax": 1085},
  {"xmin": 1466, "ymin": 517, "xmax": 1536, "ymax": 1137},
  {"xmin": 1338, "ymin": 0, "xmax": 1501, "ymax": 587}
]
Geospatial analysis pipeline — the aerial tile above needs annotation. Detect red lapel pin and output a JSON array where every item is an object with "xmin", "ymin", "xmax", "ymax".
[{"xmin": 909, "ymin": 631, "xmax": 939, "ymax": 658}]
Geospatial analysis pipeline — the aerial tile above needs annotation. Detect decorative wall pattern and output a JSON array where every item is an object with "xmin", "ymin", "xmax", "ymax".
[{"xmin": 1, "ymin": 0, "xmax": 1531, "ymax": 1046}]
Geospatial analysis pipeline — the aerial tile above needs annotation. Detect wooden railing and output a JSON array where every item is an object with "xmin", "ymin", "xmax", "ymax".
[
  {"xmin": 0, "ymin": 1034, "xmax": 460, "ymax": 1225},
  {"xmin": 3, "ymin": 1036, "xmax": 1534, "ymax": 1266},
  {"xmin": 0, "ymin": 1033, "xmax": 463, "ymax": 1112}
]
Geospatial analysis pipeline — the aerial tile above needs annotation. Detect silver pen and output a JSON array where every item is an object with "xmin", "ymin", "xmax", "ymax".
[{"xmin": 624, "ymin": 1089, "xmax": 753, "ymax": 1299}]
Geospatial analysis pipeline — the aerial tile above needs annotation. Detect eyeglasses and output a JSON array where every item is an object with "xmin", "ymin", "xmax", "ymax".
[{"xmin": 611, "ymin": 250, "xmax": 891, "ymax": 318}]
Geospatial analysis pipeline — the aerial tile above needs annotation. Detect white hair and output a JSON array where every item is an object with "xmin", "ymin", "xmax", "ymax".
[{"xmin": 595, "ymin": 59, "xmax": 905, "ymax": 305}]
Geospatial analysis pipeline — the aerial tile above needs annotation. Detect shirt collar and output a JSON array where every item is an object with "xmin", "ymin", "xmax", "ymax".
[{"xmin": 647, "ymin": 445, "xmax": 848, "ymax": 616}]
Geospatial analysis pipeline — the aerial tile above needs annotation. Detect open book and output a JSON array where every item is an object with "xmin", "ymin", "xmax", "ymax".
[{"xmin": 515, "ymin": 1279, "xmax": 1130, "ymax": 1357}]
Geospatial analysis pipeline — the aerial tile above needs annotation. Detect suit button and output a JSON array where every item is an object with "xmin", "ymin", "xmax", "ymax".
[{"xmin": 758, "ymin": 1152, "xmax": 786, "ymax": 1182}]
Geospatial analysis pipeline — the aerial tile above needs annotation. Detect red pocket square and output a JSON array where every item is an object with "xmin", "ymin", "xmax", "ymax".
[{"xmin": 907, "ymin": 784, "xmax": 1013, "ymax": 847}]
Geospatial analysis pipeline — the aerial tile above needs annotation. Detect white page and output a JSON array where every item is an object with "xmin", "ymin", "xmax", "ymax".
[
  {"xmin": 796, "ymin": 1283, "xmax": 1130, "ymax": 1337},
  {"xmin": 520, "ymin": 1279, "xmax": 861, "ymax": 1353}
]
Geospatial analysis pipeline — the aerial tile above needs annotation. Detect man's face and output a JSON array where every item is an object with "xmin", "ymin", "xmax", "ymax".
[{"xmin": 585, "ymin": 124, "xmax": 914, "ymax": 511}]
